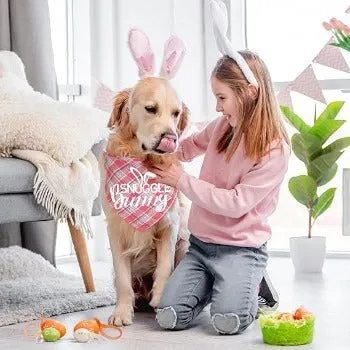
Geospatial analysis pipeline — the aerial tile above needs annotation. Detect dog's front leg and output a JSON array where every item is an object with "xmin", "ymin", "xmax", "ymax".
[
  {"xmin": 108, "ymin": 235, "xmax": 134, "ymax": 326},
  {"xmin": 149, "ymin": 227, "xmax": 176, "ymax": 309}
]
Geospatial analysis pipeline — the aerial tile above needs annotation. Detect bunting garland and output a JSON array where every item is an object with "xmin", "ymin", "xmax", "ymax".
[
  {"xmin": 94, "ymin": 81, "xmax": 115, "ymax": 113},
  {"xmin": 313, "ymin": 39, "xmax": 350, "ymax": 73},
  {"xmin": 93, "ymin": 7, "xmax": 350, "ymax": 112},
  {"xmin": 276, "ymin": 4, "xmax": 350, "ymax": 108}
]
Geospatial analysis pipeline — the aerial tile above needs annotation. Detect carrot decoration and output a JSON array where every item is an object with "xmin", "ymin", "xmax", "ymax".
[
  {"xmin": 73, "ymin": 318, "xmax": 122, "ymax": 342},
  {"xmin": 23, "ymin": 316, "xmax": 122, "ymax": 343}
]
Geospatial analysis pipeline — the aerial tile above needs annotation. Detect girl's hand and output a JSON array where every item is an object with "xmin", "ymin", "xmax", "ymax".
[{"xmin": 148, "ymin": 163, "xmax": 184, "ymax": 188}]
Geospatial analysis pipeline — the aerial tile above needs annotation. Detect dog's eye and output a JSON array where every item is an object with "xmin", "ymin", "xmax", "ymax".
[
  {"xmin": 145, "ymin": 106, "xmax": 157, "ymax": 114},
  {"xmin": 173, "ymin": 110, "xmax": 180, "ymax": 118}
]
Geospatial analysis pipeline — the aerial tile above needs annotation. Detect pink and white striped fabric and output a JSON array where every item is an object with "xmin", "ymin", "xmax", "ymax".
[{"xmin": 103, "ymin": 152, "xmax": 177, "ymax": 231}]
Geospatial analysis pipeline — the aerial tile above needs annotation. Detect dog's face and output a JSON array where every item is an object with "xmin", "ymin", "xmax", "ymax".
[{"xmin": 108, "ymin": 77, "xmax": 188, "ymax": 155}]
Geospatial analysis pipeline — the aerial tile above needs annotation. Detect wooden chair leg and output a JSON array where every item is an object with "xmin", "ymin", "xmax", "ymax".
[{"xmin": 68, "ymin": 221, "xmax": 95, "ymax": 293}]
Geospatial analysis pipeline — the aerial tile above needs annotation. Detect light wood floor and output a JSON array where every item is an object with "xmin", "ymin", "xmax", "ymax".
[{"xmin": 0, "ymin": 257, "xmax": 349, "ymax": 349}]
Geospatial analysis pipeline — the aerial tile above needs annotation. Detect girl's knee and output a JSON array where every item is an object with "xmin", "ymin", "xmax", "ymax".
[
  {"xmin": 211, "ymin": 311, "xmax": 254, "ymax": 335},
  {"xmin": 156, "ymin": 305, "xmax": 193, "ymax": 330}
]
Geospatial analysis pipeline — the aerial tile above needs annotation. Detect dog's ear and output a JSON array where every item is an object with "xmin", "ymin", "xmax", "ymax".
[
  {"xmin": 107, "ymin": 88, "xmax": 131, "ymax": 130},
  {"xmin": 177, "ymin": 102, "xmax": 189, "ymax": 135}
]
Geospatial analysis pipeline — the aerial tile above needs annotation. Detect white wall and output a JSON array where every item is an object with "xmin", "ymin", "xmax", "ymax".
[{"xmin": 90, "ymin": 0, "xmax": 208, "ymax": 121}]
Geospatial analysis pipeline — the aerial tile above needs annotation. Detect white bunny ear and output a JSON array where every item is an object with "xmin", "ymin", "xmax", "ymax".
[
  {"xmin": 160, "ymin": 36, "xmax": 186, "ymax": 79},
  {"xmin": 210, "ymin": 0, "xmax": 259, "ymax": 87},
  {"xmin": 128, "ymin": 28, "xmax": 155, "ymax": 77},
  {"xmin": 210, "ymin": 0, "xmax": 228, "ymax": 36},
  {"xmin": 130, "ymin": 166, "xmax": 144, "ymax": 185}
]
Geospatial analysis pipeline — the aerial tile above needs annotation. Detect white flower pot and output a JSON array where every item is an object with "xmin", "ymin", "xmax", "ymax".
[{"xmin": 289, "ymin": 236, "xmax": 326, "ymax": 273}]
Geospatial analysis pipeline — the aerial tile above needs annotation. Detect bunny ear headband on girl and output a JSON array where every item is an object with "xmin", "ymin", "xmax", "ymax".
[
  {"xmin": 128, "ymin": 28, "xmax": 186, "ymax": 79},
  {"xmin": 210, "ymin": 0, "xmax": 259, "ymax": 87}
]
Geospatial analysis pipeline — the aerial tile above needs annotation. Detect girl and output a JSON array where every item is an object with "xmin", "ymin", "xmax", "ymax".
[{"xmin": 149, "ymin": 52, "xmax": 290, "ymax": 335}]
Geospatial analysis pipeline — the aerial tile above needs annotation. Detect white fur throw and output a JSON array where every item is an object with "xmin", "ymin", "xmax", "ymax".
[
  {"xmin": 0, "ymin": 71, "xmax": 109, "ymax": 166},
  {"xmin": 0, "ymin": 51, "xmax": 110, "ymax": 235}
]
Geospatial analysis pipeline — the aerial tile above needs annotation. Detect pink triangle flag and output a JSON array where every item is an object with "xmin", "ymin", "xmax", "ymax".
[
  {"xmin": 346, "ymin": 5, "xmax": 350, "ymax": 14},
  {"xmin": 277, "ymin": 88, "xmax": 293, "ymax": 109},
  {"xmin": 313, "ymin": 39, "xmax": 350, "ymax": 73},
  {"xmin": 289, "ymin": 65, "xmax": 326, "ymax": 104},
  {"xmin": 94, "ymin": 81, "xmax": 116, "ymax": 113}
]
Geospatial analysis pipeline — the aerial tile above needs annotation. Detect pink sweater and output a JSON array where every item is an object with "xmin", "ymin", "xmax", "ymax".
[{"xmin": 177, "ymin": 116, "xmax": 290, "ymax": 248}]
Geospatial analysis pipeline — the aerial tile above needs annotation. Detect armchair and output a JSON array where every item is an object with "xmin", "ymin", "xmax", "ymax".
[{"xmin": 0, "ymin": 141, "xmax": 105, "ymax": 293}]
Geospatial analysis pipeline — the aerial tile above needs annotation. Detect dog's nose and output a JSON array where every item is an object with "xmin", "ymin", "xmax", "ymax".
[{"xmin": 160, "ymin": 131, "xmax": 177, "ymax": 140}]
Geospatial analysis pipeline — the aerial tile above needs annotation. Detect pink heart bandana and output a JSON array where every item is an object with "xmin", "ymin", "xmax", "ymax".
[{"xmin": 103, "ymin": 152, "xmax": 178, "ymax": 231}]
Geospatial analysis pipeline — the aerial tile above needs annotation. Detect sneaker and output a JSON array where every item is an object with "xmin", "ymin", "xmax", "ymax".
[
  {"xmin": 257, "ymin": 295, "xmax": 278, "ymax": 317},
  {"xmin": 256, "ymin": 270, "xmax": 279, "ymax": 317}
]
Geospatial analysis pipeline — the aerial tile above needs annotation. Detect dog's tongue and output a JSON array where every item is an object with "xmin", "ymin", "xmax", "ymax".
[{"xmin": 157, "ymin": 136, "xmax": 176, "ymax": 153}]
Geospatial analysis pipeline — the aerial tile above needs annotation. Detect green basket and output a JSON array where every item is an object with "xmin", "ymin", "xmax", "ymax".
[{"xmin": 258, "ymin": 314, "xmax": 315, "ymax": 346}]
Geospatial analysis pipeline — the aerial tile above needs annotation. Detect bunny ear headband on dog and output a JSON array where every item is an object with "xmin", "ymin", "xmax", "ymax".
[
  {"xmin": 128, "ymin": 28, "xmax": 186, "ymax": 79},
  {"xmin": 210, "ymin": 0, "xmax": 259, "ymax": 87}
]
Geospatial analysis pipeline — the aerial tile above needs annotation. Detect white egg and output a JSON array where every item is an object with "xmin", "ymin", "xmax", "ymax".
[{"xmin": 73, "ymin": 328, "xmax": 95, "ymax": 343}]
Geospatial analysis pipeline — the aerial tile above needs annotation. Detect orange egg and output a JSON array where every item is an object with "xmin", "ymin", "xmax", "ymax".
[
  {"xmin": 40, "ymin": 318, "xmax": 66, "ymax": 338},
  {"xmin": 74, "ymin": 319, "xmax": 100, "ymax": 334}
]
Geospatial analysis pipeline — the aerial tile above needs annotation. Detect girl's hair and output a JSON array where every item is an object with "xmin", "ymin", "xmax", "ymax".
[{"xmin": 212, "ymin": 52, "xmax": 289, "ymax": 162}]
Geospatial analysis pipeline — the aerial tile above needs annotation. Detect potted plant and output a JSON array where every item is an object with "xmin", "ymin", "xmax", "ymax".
[{"xmin": 281, "ymin": 101, "xmax": 350, "ymax": 273}]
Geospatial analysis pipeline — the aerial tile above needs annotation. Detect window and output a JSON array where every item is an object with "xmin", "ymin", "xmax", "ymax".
[
  {"xmin": 49, "ymin": 0, "xmax": 91, "ymax": 257},
  {"xmin": 49, "ymin": 0, "xmax": 89, "ymax": 104},
  {"xmin": 246, "ymin": 0, "xmax": 350, "ymax": 252}
]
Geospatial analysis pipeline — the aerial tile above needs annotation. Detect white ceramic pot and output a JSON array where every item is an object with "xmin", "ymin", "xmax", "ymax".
[{"xmin": 289, "ymin": 236, "xmax": 326, "ymax": 273}]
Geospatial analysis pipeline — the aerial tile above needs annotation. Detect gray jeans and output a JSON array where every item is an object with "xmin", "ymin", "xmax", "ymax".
[{"xmin": 156, "ymin": 235, "xmax": 268, "ymax": 334}]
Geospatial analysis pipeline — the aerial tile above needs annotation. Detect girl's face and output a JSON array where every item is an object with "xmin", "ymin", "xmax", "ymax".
[{"xmin": 211, "ymin": 76, "xmax": 240, "ymax": 127}]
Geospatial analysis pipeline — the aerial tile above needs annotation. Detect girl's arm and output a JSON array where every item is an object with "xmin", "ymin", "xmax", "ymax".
[
  {"xmin": 176, "ymin": 118, "xmax": 219, "ymax": 162},
  {"xmin": 177, "ymin": 146, "xmax": 290, "ymax": 218}
]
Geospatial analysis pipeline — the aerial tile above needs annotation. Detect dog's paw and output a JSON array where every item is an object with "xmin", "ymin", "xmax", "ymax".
[
  {"xmin": 108, "ymin": 304, "xmax": 134, "ymax": 326},
  {"xmin": 149, "ymin": 294, "xmax": 161, "ymax": 309}
]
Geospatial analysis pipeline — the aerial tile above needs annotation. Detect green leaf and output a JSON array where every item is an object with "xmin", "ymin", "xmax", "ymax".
[
  {"xmin": 339, "ymin": 30, "xmax": 350, "ymax": 44},
  {"xmin": 288, "ymin": 175, "xmax": 317, "ymax": 207},
  {"xmin": 291, "ymin": 133, "xmax": 323, "ymax": 165},
  {"xmin": 316, "ymin": 101, "xmax": 344, "ymax": 123},
  {"xmin": 280, "ymin": 106, "xmax": 310, "ymax": 135},
  {"xmin": 291, "ymin": 134, "xmax": 308, "ymax": 165},
  {"xmin": 312, "ymin": 188, "xmax": 336, "ymax": 220},
  {"xmin": 323, "ymin": 137, "xmax": 350, "ymax": 154},
  {"xmin": 308, "ymin": 151, "xmax": 343, "ymax": 182},
  {"xmin": 303, "ymin": 134, "xmax": 323, "ymax": 160},
  {"xmin": 335, "ymin": 30, "xmax": 344, "ymax": 44},
  {"xmin": 329, "ymin": 43, "xmax": 343, "ymax": 47},
  {"xmin": 317, "ymin": 164, "xmax": 338, "ymax": 186},
  {"xmin": 308, "ymin": 120, "xmax": 345, "ymax": 145}
]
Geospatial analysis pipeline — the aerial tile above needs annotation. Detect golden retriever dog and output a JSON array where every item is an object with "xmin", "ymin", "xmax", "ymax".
[{"xmin": 100, "ymin": 29, "xmax": 190, "ymax": 326}]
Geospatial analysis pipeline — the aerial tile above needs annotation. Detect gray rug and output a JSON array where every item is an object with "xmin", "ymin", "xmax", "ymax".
[{"xmin": 0, "ymin": 246, "xmax": 115, "ymax": 326}]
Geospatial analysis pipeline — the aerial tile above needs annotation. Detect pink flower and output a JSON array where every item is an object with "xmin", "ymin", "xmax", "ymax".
[
  {"xmin": 322, "ymin": 21, "xmax": 332, "ymax": 31},
  {"xmin": 343, "ymin": 25, "xmax": 350, "ymax": 35},
  {"xmin": 330, "ymin": 17, "xmax": 346, "ymax": 31}
]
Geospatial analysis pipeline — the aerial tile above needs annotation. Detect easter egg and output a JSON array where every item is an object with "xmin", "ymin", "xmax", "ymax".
[
  {"xmin": 40, "ymin": 318, "xmax": 66, "ymax": 337},
  {"xmin": 74, "ymin": 328, "xmax": 96, "ymax": 343},
  {"xmin": 74, "ymin": 319, "xmax": 100, "ymax": 334},
  {"xmin": 42, "ymin": 327, "xmax": 60, "ymax": 342},
  {"xmin": 294, "ymin": 306, "xmax": 313, "ymax": 320}
]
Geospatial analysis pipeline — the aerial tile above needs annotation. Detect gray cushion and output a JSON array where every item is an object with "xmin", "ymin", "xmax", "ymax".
[
  {"xmin": 0, "ymin": 158, "xmax": 36, "ymax": 194},
  {"xmin": 0, "ymin": 140, "xmax": 106, "ymax": 221},
  {"xmin": 0, "ymin": 193, "xmax": 52, "ymax": 224}
]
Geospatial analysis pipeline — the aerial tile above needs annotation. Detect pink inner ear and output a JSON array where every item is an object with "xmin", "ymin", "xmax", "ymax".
[
  {"xmin": 139, "ymin": 56, "xmax": 153, "ymax": 73},
  {"xmin": 161, "ymin": 36, "xmax": 185, "ymax": 78},
  {"xmin": 129, "ymin": 29, "xmax": 154, "ymax": 75},
  {"xmin": 164, "ymin": 51, "xmax": 177, "ymax": 74}
]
